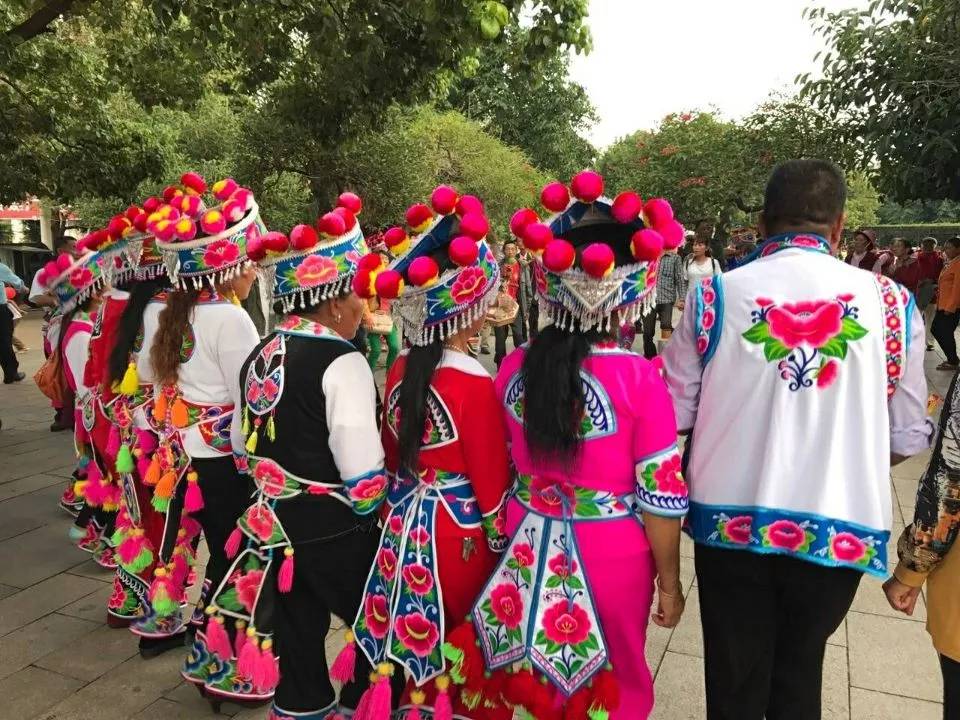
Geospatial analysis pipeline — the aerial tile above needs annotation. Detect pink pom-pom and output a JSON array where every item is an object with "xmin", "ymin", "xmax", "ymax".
[
  {"xmin": 200, "ymin": 209, "xmax": 227, "ymax": 235},
  {"xmin": 449, "ymin": 235, "xmax": 480, "ymax": 266},
  {"xmin": 456, "ymin": 194, "xmax": 484, "ymax": 216},
  {"xmin": 431, "ymin": 185, "xmax": 459, "ymax": 215},
  {"xmin": 329, "ymin": 637, "xmax": 357, "ymax": 684},
  {"xmin": 630, "ymin": 229, "xmax": 665, "ymax": 262},
  {"xmin": 612, "ymin": 191, "xmax": 643, "ymax": 224},
  {"xmin": 337, "ymin": 192, "xmax": 363, "ymax": 215},
  {"xmin": 117, "ymin": 532, "xmax": 146, "ymax": 565},
  {"xmin": 43, "ymin": 260, "xmax": 58, "ymax": 277},
  {"xmin": 408, "ymin": 256, "xmax": 440, "ymax": 286},
  {"xmin": 352, "ymin": 270, "xmax": 375, "ymax": 299},
  {"xmin": 542, "ymin": 239, "xmax": 576, "ymax": 272},
  {"xmin": 318, "ymin": 212, "xmax": 347, "ymax": 237},
  {"xmin": 358, "ymin": 253, "xmax": 384, "ymax": 272},
  {"xmin": 136, "ymin": 454, "xmax": 151, "ymax": 481},
  {"xmin": 225, "ymin": 527, "xmax": 242, "ymax": 559},
  {"xmin": 132, "ymin": 211, "xmax": 149, "ymax": 232},
  {"xmin": 253, "ymin": 643, "xmax": 279, "ymax": 693},
  {"xmin": 277, "ymin": 549, "xmax": 294, "ymax": 593},
  {"xmin": 107, "ymin": 215, "xmax": 131, "ymax": 239},
  {"xmin": 246, "ymin": 234, "xmax": 268, "ymax": 262},
  {"xmin": 212, "ymin": 178, "xmax": 239, "ymax": 201},
  {"xmin": 230, "ymin": 188, "xmax": 253, "ymax": 211},
  {"xmin": 222, "ymin": 199, "xmax": 245, "ymax": 223},
  {"xmin": 152, "ymin": 219, "xmax": 176, "ymax": 242},
  {"xmin": 571, "ymin": 170, "xmax": 605, "ymax": 203},
  {"xmin": 290, "ymin": 224, "xmax": 319, "ymax": 251},
  {"xmin": 434, "ymin": 681, "xmax": 453, "ymax": 720},
  {"xmin": 205, "ymin": 617, "xmax": 234, "ymax": 660},
  {"xmin": 178, "ymin": 193, "xmax": 203, "ymax": 218},
  {"xmin": 521, "ymin": 223, "xmax": 553, "ymax": 253},
  {"xmin": 184, "ymin": 479, "xmax": 204, "ymax": 513},
  {"xmin": 658, "ymin": 219, "xmax": 685, "ymax": 250},
  {"xmin": 180, "ymin": 171, "xmax": 207, "ymax": 195},
  {"xmin": 375, "ymin": 270, "xmax": 405, "ymax": 299},
  {"xmin": 383, "ymin": 227, "xmax": 409, "ymax": 253},
  {"xmin": 510, "ymin": 208, "xmax": 539, "ymax": 238},
  {"xmin": 106, "ymin": 424, "xmax": 121, "ymax": 458},
  {"xmin": 56, "ymin": 254, "xmax": 73, "ymax": 271},
  {"xmin": 541, "ymin": 182, "xmax": 571, "ymax": 213},
  {"xmin": 643, "ymin": 198, "xmax": 674, "ymax": 227},
  {"xmin": 142, "ymin": 196, "xmax": 162, "ymax": 213},
  {"xmin": 581, "ymin": 243, "xmax": 615, "ymax": 278},
  {"xmin": 174, "ymin": 217, "xmax": 197, "ymax": 241},
  {"xmin": 237, "ymin": 634, "xmax": 260, "ymax": 678},
  {"xmin": 262, "ymin": 231, "xmax": 289, "ymax": 255},
  {"xmin": 162, "ymin": 185, "xmax": 182, "ymax": 202},
  {"xmin": 333, "ymin": 206, "xmax": 357, "ymax": 231},
  {"xmin": 458, "ymin": 212, "xmax": 489, "ymax": 241},
  {"xmin": 406, "ymin": 203, "xmax": 434, "ymax": 232}
]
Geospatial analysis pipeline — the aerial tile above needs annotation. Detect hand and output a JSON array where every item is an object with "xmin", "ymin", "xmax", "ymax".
[
  {"xmin": 882, "ymin": 576, "xmax": 921, "ymax": 616},
  {"xmin": 676, "ymin": 301, "xmax": 685, "ymax": 311},
  {"xmin": 651, "ymin": 581, "xmax": 685, "ymax": 628}
]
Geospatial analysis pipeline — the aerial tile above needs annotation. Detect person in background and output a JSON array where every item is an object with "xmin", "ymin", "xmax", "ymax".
[
  {"xmin": 724, "ymin": 239, "xmax": 758, "ymax": 272},
  {"xmin": 932, "ymin": 237, "xmax": 960, "ymax": 371},
  {"xmin": 678, "ymin": 237, "xmax": 722, "ymax": 307},
  {"xmin": 494, "ymin": 240, "xmax": 527, "ymax": 367},
  {"xmin": 890, "ymin": 237, "xmax": 923, "ymax": 296},
  {"xmin": 365, "ymin": 252, "xmax": 401, "ymax": 371},
  {"xmin": 916, "ymin": 236, "xmax": 945, "ymax": 352},
  {"xmin": 846, "ymin": 228, "xmax": 894, "ymax": 275},
  {"xmin": 641, "ymin": 244, "xmax": 683, "ymax": 358},
  {"xmin": 0, "ymin": 260, "xmax": 25, "ymax": 383},
  {"xmin": 663, "ymin": 159, "xmax": 932, "ymax": 719},
  {"xmin": 519, "ymin": 247, "xmax": 539, "ymax": 341},
  {"xmin": 883, "ymin": 372, "xmax": 960, "ymax": 720},
  {"xmin": 5, "ymin": 287, "xmax": 27, "ymax": 352}
]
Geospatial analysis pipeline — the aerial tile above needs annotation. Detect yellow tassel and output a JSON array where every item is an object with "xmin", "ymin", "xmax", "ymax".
[
  {"xmin": 241, "ymin": 409, "xmax": 250, "ymax": 437},
  {"xmin": 266, "ymin": 414, "xmax": 275, "ymax": 442},
  {"xmin": 245, "ymin": 428, "xmax": 258, "ymax": 454},
  {"xmin": 119, "ymin": 362, "xmax": 139, "ymax": 396},
  {"xmin": 171, "ymin": 398, "xmax": 189, "ymax": 428}
]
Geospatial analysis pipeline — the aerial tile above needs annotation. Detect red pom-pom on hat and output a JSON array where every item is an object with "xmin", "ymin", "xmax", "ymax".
[
  {"xmin": 318, "ymin": 212, "xmax": 347, "ymax": 238},
  {"xmin": 162, "ymin": 185, "xmax": 182, "ymax": 203},
  {"xmin": 358, "ymin": 253, "xmax": 384, "ymax": 272},
  {"xmin": 174, "ymin": 217, "xmax": 197, "ymax": 241},
  {"xmin": 262, "ymin": 231, "xmax": 290, "ymax": 255},
  {"xmin": 246, "ymin": 234, "xmax": 268, "ymax": 262},
  {"xmin": 212, "ymin": 178, "xmax": 239, "ymax": 201},
  {"xmin": 658, "ymin": 220, "xmax": 685, "ymax": 250},
  {"xmin": 571, "ymin": 170, "xmax": 604, "ymax": 203},
  {"xmin": 332, "ymin": 206, "xmax": 357, "ymax": 231},
  {"xmin": 290, "ymin": 224, "xmax": 319, "ymax": 250},
  {"xmin": 125, "ymin": 205, "xmax": 142, "ymax": 222},
  {"xmin": 522, "ymin": 223, "xmax": 553, "ymax": 253},
  {"xmin": 643, "ymin": 198, "xmax": 674, "ymax": 227},
  {"xmin": 541, "ymin": 182, "xmax": 571, "ymax": 213},
  {"xmin": 352, "ymin": 269, "xmax": 376, "ymax": 299},
  {"xmin": 107, "ymin": 216, "xmax": 131, "ymax": 239},
  {"xmin": 180, "ymin": 172, "xmax": 207, "ymax": 195},
  {"xmin": 142, "ymin": 197, "xmax": 162, "ymax": 213},
  {"xmin": 543, "ymin": 239, "xmax": 576, "ymax": 272},
  {"xmin": 630, "ymin": 229, "xmax": 664, "ymax": 262},
  {"xmin": 132, "ymin": 211, "xmax": 149, "ymax": 232},
  {"xmin": 612, "ymin": 191, "xmax": 643, "ymax": 224},
  {"xmin": 383, "ymin": 226, "xmax": 410, "ymax": 255},
  {"xmin": 430, "ymin": 186, "xmax": 459, "ymax": 215},
  {"xmin": 405, "ymin": 203, "xmax": 434, "ymax": 233},
  {"xmin": 337, "ymin": 192, "xmax": 363, "ymax": 215},
  {"xmin": 200, "ymin": 209, "xmax": 227, "ymax": 235},
  {"xmin": 53, "ymin": 256, "xmax": 69, "ymax": 273},
  {"xmin": 152, "ymin": 219, "xmax": 176, "ymax": 242},
  {"xmin": 456, "ymin": 194, "xmax": 484, "ymax": 216},
  {"xmin": 510, "ymin": 208, "xmax": 539, "ymax": 238},
  {"xmin": 177, "ymin": 194, "xmax": 203, "ymax": 218},
  {"xmin": 581, "ymin": 243, "xmax": 615, "ymax": 278},
  {"xmin": 222, "ymin": 199, "xmax": 245, "ymax": 224},
  {"xmin": 458, "ymin": 212, "xmax": 489, "ymax": 241},
  {"xmin": 408, "ymin": 256, "xmax": 440, "ymax": 286},
  {"xmin": 230, "ymin": 188, "xmax": 253, "ymax": 212},
  {"xmin": 449, "ymin": 235, "xmax": 480, "ymax": 266},
  {"xmin": 374, "ymin": 269, "xmax": 405, "ymax": 299}
]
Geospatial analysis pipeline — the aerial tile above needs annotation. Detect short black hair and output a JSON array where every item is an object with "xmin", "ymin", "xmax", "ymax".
[
  {"xmin": 946, "ymin": 237, "xmax": 960, "ymax": 250},
  {"xmin": 762, "ymin": 160, "xmax": 847, "ymax": 235}
]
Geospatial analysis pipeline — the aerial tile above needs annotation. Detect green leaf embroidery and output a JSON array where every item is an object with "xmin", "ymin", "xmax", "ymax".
[
  {"xmin": 818, "ymin": 335, "xmax": 848, "ymax": 359},
  {"xmin": 520, "ymin": 566, "xmax": 532, "ymax": 584},
  {"xmin": 244, "ymin": 554, "xmax": 262, "ymax": 572},
  {"xmin": 575, "ymin": 500, "xmax": 601, "ymax": 518},
  {"xmin": 583, "ymin": 632, "xmax": 600, "ymax": 651},
  {"xmin": 742, "ymin": 321, "xmax": 771, "ymax": 344},
  {"xmin": 840, "ymin": 316, "xmax": 868, "ymax": 341},
  {"xmin": 642, "ymin": 464, "xmax": 657, "ymax": 491},
  {"xmin": 763, "ymin": 339, "xmax": 791, "ymax": 361},
  {"xmin": 571, "ymin": 642, "xmax": 590, "ymax": 658},
  {"xmin": 545, "ymin": 575, "xmax": 563, "ymax": 589},
  {"xmin": 566, "ymin": 576, "xmax": 584, "ymax": 590},
  {"xmin": 216, "ymin": 587, "xmax": 242, "ymax": 612}
]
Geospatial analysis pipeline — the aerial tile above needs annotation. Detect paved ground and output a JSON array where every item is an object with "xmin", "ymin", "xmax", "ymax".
[{"xmin": 0, "ymin": 312, "xmax": 947, "ymax": 719}]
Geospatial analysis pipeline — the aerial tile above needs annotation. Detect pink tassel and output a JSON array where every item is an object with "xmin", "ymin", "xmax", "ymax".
[
  {"xmin": 329, "ymin": 631, "xmax": 357, "ymax": 684},
  {"xmin": 136, "ymin": 454, "xmax": 151, "ymax": 481},
  {"xmin": 170, "ymin": 550, "xmax": 190, "ymax": 587},
  {"xmin": 136, "ymin": 428, "xmax": 158, "ymax": 454},
  {"xmin": 76, "ymin": 424, "xmax": 90, "ymax": 444},
  {"xmin": 408, "ymin": 708, "xmax": 421, "ymax": 720},
  {"xmin": 225, "ymin": 527, "xmax": 242, "ymax": 558},
  {"xmin": 117, "ymin": 532, "xmax": 145, "ymax": 564},
  {"xmin": 184, "ymin": 479, "xmax": 204, "ymax": 512},
  {"xmin": 205, "ymin": 616, "xmax": 234, "ymax": 659},
  {"xmin": 237, "ymin": 632, "xmax": 260, "ymax": 680},
  {"xmin": 181, "ymin": 516, "xmax": 202, "ymax": 541},
  {"xmin": 234, "ymin": 622, "xmax": 248, "ymax": 659},
  {"xmin": 434, "ymin": 687, "xmax": 453, "ymax": 720},
  {"xmin": 86, "ymin": 460, "xmax": 103, "ymax": 484},
  {"xmin": 106, "ymin": 424, "xmax": 121, "ymax": 458},
  {"xmin": 356, "ymin": 665, "xmax": 393, "ymax": 720},
  {"xmin": 277, "ymin": 548, "xmax": 294, "ymax": 593},
  {"xmin": 253, "ymin": 639, "xmax": 279, "ymax": 692}
]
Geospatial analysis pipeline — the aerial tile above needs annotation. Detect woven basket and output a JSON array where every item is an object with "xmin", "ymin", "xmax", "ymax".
[{"xmin": 486, "ymin": 295, "xmax": 519, "ymax": 327}]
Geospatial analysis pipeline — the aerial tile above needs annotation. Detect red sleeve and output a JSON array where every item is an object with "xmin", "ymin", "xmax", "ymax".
[{"xmin": 459, "ymin": 375, "xmax": 511, "ymax": 518}]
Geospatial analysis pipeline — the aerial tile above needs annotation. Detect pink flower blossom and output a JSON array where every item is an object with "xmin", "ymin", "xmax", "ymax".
[
  {"xmin": 401, "ymin": 563, "xmax": 434, "ymax": 596},
  {"xmin": 246, "ymin": 505, "xmax": 275, "ymax": 542},
  {"xmin": 701, "ymin": 308, "xmax": 715, "ymax": 330},
  {"xmin": 410, "ymin": 525, "xmax": 431, "ymax": 547},
  {"xmin": 235, "ymin": 569, "xmax": 264, "ymax": 612},
  {"xmin": 512, "ymin": 543, "xmax": 535, "ymax": 568},
  {"xmin": 295, "ymin": 254, "xmax": 339, "ymax": 286},
  {"xmin": 654, "ymin": 454, "xmax": 687, "ymax": 497},
  {"xmin": 791, "ymin": 235, "xmax": 822, "ymax": 248},
  {"xmin": 349, "ymin": 474, "xmax": 387, "ymax": 505},
  {"xmin": 489, "ymin": 583, "xmax": 524, "ymax": 629},
  {"xmin": 377, "ymin": 547, "xmax": 398, "ymax": 581},
  {"xmin": 817, "ymin": 360, "xmax": 839, "ymax": 389},
  {"xmin": 450, "ymin": 265, "xmax": 488, "ymax": 305},
  {"xmin": 363, "ymin": 594, "xmax": 390, "ymax": 639},
  {"xmin": 721, "ymin": 516, "xmax": 753, "ymax": 544},
  {"xmin": 69, "ymin": 266, "xmax": 93, "ymax": 289},
  {"xmin": 541, "ymin": 600, "xmax": 591, "ymax": 646},
  {"xmin": 830, "ymin": 532, "xmax": 868, "ymax": 563},
  {"xmin": 837, "ymin": 293, "xmax": 855, "ymax": 303},
  {"xmin": 764, "ymin": 519, "xmax": 807, "ymax": 551},
  {"xmin": 388, "ymin": 515, "xmax": 404, "ymax": 535},
  {"xmin": 394, "ymin": 612, "xmax": 440, "ymax": 657},
  {"xmin": 253, "ymin": 459, "xmax": 286, "ymax": 497},
  {"xmin": 528, "ymin": 476, "xmax": 577, "ymax": 519},
  {"xmin": 755, "ymin": 297, "xmax": 775, "ymax": 307},
  {"xmin": 547, "ymin": 554, "xmax": 578, "ymax": 579},
  {"xmin": 203, "ymin": 239, "xmax": 240, "ymax": 269},
  {"xmin": 766, "ymin": 300, "xmax": 843, "ymax": 349},
  {"xmin": 696, "ymin": 336, "xmax": 709, "ymax": 354}
]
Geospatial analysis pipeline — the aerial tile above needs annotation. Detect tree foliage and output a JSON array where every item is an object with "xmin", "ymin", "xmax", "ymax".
[{"xmin": 800, "ymin": 0, "xmax": 960, "ymax": 201}]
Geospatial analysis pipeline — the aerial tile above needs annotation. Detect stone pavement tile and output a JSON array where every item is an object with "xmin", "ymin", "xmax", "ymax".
[
  {"xmin": 0, "ymin": 522, "xmax": 89, "ymax": 587},
  {"xmin": 58, "ymin": 583, "xmax": 114, "ymax": 623},
  {"xmin": 850, "ymin": 574, "xmax": 927, "ymax": 622},
  {"xmin": 0, "ymin": 582, "xmax": 18, "ymax": 600},
  {"xmin": 892, "ymin": 473, "xmax": 921, "ymax": 510},
  {"xmin": 65, "ymin": 557, "xmax": 116, "ymax": 584},
  {"xmin": 847, "ymin": 610, "xmax": 943, "ymax": 702},
  {"xmin": 650, "ymin": 651, "xmax": 705, "ymax": 719},
  {"xmin": 49, "ymin": 464, "xmax": 79, "ymax": 480},
  {"xmin": 822, "ymin": 643, "xmax": 849, "ymax": 720},
  {"xmin": 38, "ymin": 647, "xmax": 185, "ymax": 720},
  {"xmin": 232, "ymin": 706, "xmax": 269, "ymax": 720},
  {"xmin": 849, "ymin": 688, "xmax": 942, "ymax": 720},
  {"xmin": 827, "ymin": 619, "xmax": 846, "ymax": 647},
  {"xmin": 0, "ymin": 472, "xmax": 68, "ymax": 502},
  {"xmin": 164, "ymin": 681, "xmax": 240, "ymax": 717},
  {"xmin": 0, "ymin": 573, "xmax": 104, "ymax": 636},
  {"xmin": 0, "ymin": 665, "xmax": 84, "ymax": 719},
  {"xmin": 680, "ymin": 532, "xmax": 695, "ymax": 560},
  {"xmin": 0, "ymin": 445, "xmax": 76, "ymax": 483},
  {"xmin": 0, "ymin": 483, "xmax": 68, "ymax": 542},
  {"xmin": 0, "ymin": 612, "xmax": 99, "ymax": 680},
  {"xmin": 36, "ymin": 624, "xmax": 141, "ymax": 682},
  {"xmin": 645, "ymin": 622, "xmax": 672, "ymax": 677},
  {"xmin": 890, "ymin": 452, "xmax": 930, "ymax": 482},
  {"xmin": 666, "ymin": 586, "xmax": 702, "ymax": 658}
]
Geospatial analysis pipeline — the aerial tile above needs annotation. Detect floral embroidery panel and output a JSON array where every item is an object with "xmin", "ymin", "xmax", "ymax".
[
  {"xmin": 742, "ymin": 294, "xmax": 869, "ymax": 391},
  {"xmin": 636, "ymin": 444, "xmax": 689, "ymax": 517}
]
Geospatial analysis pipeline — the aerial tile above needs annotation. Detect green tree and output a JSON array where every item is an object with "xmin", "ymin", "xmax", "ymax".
[
  {"xmin": 800, "ymin": 0, "xmax": 960, "ymax": 200},
  {"xmin": 844, "ymin": 171, "xmax": 880, "ymax": 230}
]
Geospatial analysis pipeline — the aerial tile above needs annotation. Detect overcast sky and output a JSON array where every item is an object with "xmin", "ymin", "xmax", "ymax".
[{"xmin": 569, "ymin": 0, "xmax": 868, "ymax": 148}]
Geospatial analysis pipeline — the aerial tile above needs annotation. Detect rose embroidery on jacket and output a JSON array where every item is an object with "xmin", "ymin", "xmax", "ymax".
[{"xmin": 742, "ymin": 294, "xmax": 868, "ymax": 391}]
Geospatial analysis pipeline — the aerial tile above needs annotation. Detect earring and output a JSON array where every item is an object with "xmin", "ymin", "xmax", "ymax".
[{"xmin": 336, "ymin": 313, "xmax": 342, "ymax": 323}]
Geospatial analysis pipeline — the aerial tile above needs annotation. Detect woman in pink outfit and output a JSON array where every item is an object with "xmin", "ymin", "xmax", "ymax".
[{"xmin": 452, "ymin": 173, "xmax": 688, "ymax": 720}]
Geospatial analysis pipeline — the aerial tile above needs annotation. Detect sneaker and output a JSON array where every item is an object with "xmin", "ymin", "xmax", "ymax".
[
  {"xmin": 59, "ymin": 487, "xmax": 83, "ymax": 516},
  {"xmin": 2, "ymin": 371, "xmax": 25, "ymax": 384}
]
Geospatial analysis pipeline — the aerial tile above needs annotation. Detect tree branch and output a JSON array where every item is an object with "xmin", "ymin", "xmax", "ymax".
[
  {"xmin": 6, "ymin": 0, "xmax": 77, "ymax": 42},
  {"xmin": 731, "ymin": 195, "xmax": 763, "ymax": 214}
]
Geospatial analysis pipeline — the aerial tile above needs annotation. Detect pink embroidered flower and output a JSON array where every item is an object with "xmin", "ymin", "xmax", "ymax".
[
  {"xmin": 410, "ymin": 525, "xmax": 431, "ymax": 547},
  {"xmin": 886, "ymin": 338, "xmax": 902, "ymax": 354},
  {"xmin": 363, "ymin": 594, "xmax": 390, "ymax": 639},
  {"xmin": 401, "ymin": 563, "xmax": 434, "ymax": 596},
  {"xmin": 696, "ymin": 335, "xmax": 709, "ymax": 354},
  {"xmin": 887, "ymin": 361, "xmax": 900, "ymax": 376},
  {"xmin": 541, "ymin": 600, "xmax": 591, "ymax": 646},
  {"xmin": 376, "ymin": 547, "xmax": 398, "ymax": 581},
  {"xmin": 764, "ymin": 519, "xmax": 807, "ymax": 551},
  {"xmin": 295, "ymin": 254, "xmax": 339, "ymax": 286},
  {"xmin": 756, "ymin": 297, "xmax": 775, "ymax": 307},
  {"xmin": 246, "ymin": 223, "xmax": 260, "ymax": 242},
  {"xmin": 421, "ymin": 417, "xmax": 435, "ymax": 444},
  {"xmin": 388, "ymin": 515, "xmax": 404, "ymax": 535},
  {"xmin": 701, "ymin": 287, "xmax": 716, "ymax": 304},
  {"xmin": 69, "ymin": 266, "xmax": 93, "ymax": 289},
  {"xmin": 262, "ymin": 378, "xmax": 279, "ymax": 402},
  {"xmin": 246, "ymin": 505, "xmax": 275, "ymax": 542},
  {"xmin": 791, "ymin": 235, "xmax": 822, "ymax": 248},
  {"xmin": 654, "ymin": 455, "xmax": 687, "ymax": 497},
  {"xmin": 884, "ymin": 291, "xmax": 898, "ymax": 307},
  {"xmin": 108, "ymin": 580, "xmax": 127, "ymax": 610},
  {"xmin": 235, "ymin": 569, "xmax": 264, "ymax": 612},
  {"xmin": 528, "ymin": 477, "xmax": 577, "ymax": 519},
  {"xmin": 837, "ymin": 293, "xmax": 855, "ymax": 303},
  {"xmin": 246, "ymin": 382, "xmax": 262, "ymax": 404},
  {"xmin": 344, "ymin": 250, "xmax": 361, "ymax": 266},
  {"xmin": 766, "ymin": 300, "xmax": 843, "ymax": 349},
  {"xmin": 253, "ymin": 459, "xmax": 286, "ymax": 497},
  {"xmin": 489, "ymin": 583, "xmax": 524, "ymax": 629},
  {"xmin": 419, "ymin": 467, "xmax": 437, "ymax": 486},
  {"xmin": 886, "ymin": 314, "xmax": 901, "ymax": 331},
  {"xmin": 817, "ymin": 360, "xmax": 839, "ymax": 389},
  {"xmin": 701, "ymin": 308, "xmax": 715, "ymax": 330},
  {"xmin": 349, "ymin": 474, "xmax": 387, "ymax": 504},
  {"xmin": 547, "ymin": 554, "xmax": 578, "ymax": 579},
  {"xmin": 830, "ymin": 532, "xmax": 867, "ymax": 563},
  {"xmin": 203, "ymin": 239, "xmax": 240, "ymax": 269},
  {"xmin": 721, "ymin": 515, "xmax": 753, "ymax": 544},
  {"xmin": 512, "ymin": 543, "xmax": 535, "ymax": 568},
  {"xmin": 395, "ymin": 612, "xmax": 440, "ymax": 657},
  {"xmin": 450, "ymin": 266, "xmax": 488, "ymax": 305}
]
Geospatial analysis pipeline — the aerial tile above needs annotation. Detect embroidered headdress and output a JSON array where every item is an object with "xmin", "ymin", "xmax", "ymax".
[
  {"xmin": 356, "ymin": 185, "xmax": 499, "ymax": 346},
  {"xmin": 75, "ymin": 207, "xmax": 153, "ymax": 286},
  {"xmin": 36, "ymin": 250, "xmax": 108, "ymax": 312},
  {"xmin": 249, "ymin": 192, "xmax": 369, "ymax": 313},
  {"xmin": 510, "ymin": 170, "xmax": 685, "ymax": 332},
  {"xmin": 151, "ymin": 172, "xmax": 266, "ymax": 290}
]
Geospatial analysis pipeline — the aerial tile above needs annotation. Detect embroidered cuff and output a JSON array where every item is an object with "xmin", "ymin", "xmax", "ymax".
[
  {"xmin": 636, "ymin": 444, "xmax": 689, "ymax": 518},
  {"xmin": 481, "ymin": 500, "xmax": 508, "ymax": 553},
  {"xmin": 342, "ymin": 467, "xmax": 389, "ymax": 516}
]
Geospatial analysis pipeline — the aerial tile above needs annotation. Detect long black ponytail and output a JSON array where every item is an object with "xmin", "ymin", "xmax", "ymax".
[
  {"xmin": 396, "ymin": 337, "xmax": 444, "ymax": 473},
  {"xmin": 107, "ymin": 278, "xmax": 168, "ymax": 387}
]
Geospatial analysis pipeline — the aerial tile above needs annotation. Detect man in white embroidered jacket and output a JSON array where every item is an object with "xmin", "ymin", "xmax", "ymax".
[{"xmin": 662, "ymin": 159, "xmax": 934, "ymax": 720}]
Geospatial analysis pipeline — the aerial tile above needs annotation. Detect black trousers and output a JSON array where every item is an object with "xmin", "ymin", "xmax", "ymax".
[
  {"xmin": 641, "ymin": 302, "xmax": 675, "ymax": 359},
  {"xmin": 527, "ymin": 299, "xmax": 539, "ymax": 342},
  {"xmin": 932, "ymin": 310, "xmax": 960, "ymax": 365},
  {"xmin": 0, "ymin": 304, "xmax": 18, "ymax": 381},
  {"xmin": 272, "ymin": 522, "xmax": 399, "ymax": 713},
  {"xmin": 944, "ymin": 654, "xmax": 960, "ymax": 720},
  {"xmin": 695, "ymin": 544, "xmax": 862, "ymax": 720},
  {"xmin": 494, "ymin": 311, "xmax": 526, "ymax": 367}
]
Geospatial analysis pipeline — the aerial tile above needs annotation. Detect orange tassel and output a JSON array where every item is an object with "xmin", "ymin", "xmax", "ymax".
[
  {"xmin": 152, "ymin": 392, "xmax": 168, "ymax": 423},
  {"xmin": 144, "ymin": 455, "xmax": 161, "ymax": 486},
  {"xmin": 171, "ymin": 398, "xmax": 188, "ymax": 428},
  {"xmin": 155, "ymin": 469, "xmax": 176, "ymax": 500}
]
